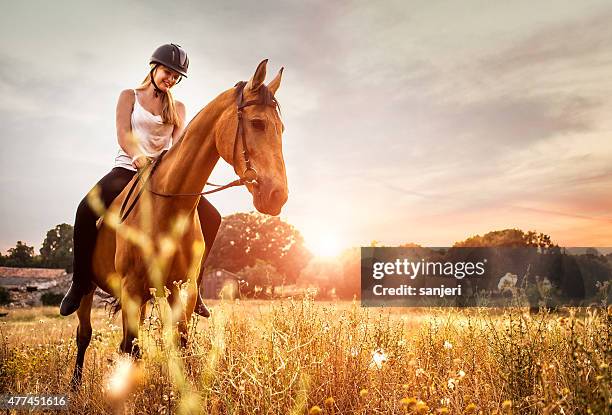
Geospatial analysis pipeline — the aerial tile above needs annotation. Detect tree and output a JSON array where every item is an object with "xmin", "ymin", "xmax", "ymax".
[
  {"xmin": 6, "ymin": 241, "xmax": 35, "ymax": 267},
  {"xmin": 299, "ymin": 257, "xmax": 341, "ymax": 299},
  {"xmin": 336, "ymin": 247, "xmax": 361, "ymax": 299},
  {"xmin": 40, "ymin": 223, "xmax": 73, "ymax": 271},
  {"xmin": 207, "ymin": 212, "xmax": 312, "ymax": 284},
  {"xmin": 454, "ymin": 228, "xmax": 556, "ymax": 251},
  {"xmin": 238, "ymin": 259, "xmax": 284, "ymax": 298}
]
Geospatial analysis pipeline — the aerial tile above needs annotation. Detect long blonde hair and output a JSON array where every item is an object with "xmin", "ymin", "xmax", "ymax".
[{"xmin": 136, "ymin": 64, "xmax": 181, "ymax": 126}]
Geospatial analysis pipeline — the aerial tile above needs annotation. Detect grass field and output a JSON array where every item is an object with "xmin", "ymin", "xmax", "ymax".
[{"xmin": 0, "ymin": 300, "xmax": 610, "ymax": 414}]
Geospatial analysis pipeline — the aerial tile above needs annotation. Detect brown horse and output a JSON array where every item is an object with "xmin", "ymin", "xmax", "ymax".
[{"xmin": 70, "ymin": 60, "xmax": 287, "ymax": 387}]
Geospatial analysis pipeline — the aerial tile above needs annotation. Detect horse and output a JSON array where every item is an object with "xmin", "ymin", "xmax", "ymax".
[{"xmin": 69, "ymin": 60, "xmax": 287, "ymax": 388}]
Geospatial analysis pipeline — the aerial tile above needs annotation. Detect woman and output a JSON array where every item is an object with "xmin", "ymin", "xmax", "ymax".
[{"xmin": 60, "ymin": 44, "xmax": 219, "ymax": 318}]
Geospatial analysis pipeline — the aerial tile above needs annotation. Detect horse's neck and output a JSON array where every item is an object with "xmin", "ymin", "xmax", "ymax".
[{"xmin": 152, "ymin": 90, "xmax": 234, "ymax": 204}]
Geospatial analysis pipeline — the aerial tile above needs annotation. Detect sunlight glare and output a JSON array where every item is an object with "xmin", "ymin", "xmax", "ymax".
[{"xmin": 307, "ymin": 232, "xmax": 343, "ymax": 258}]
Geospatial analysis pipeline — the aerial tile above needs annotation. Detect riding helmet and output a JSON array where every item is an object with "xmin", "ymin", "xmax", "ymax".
[{"xmin": 150, "ymin": 43, "xmax": 189, "ymax": 77}]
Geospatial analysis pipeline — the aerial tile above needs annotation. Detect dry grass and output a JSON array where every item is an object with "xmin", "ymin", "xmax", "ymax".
[{"xmin": 0, "ymin": 301, "xmax": 610, "ymax": 414}]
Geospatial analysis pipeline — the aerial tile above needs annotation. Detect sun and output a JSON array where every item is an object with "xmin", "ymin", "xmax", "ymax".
[{"xmin": 306, "ymin": 232, "xmax": 343, "ymax": 258}]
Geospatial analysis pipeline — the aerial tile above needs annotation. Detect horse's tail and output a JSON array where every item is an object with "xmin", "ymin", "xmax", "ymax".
[{"xmin": 99, "ymin": 292, "xmax": 122, "ymax": 317}]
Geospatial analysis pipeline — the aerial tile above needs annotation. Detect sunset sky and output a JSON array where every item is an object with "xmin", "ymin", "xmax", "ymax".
[{"xmin": 1, "ymin": 0, "xmax": 611, "ymax": 254}]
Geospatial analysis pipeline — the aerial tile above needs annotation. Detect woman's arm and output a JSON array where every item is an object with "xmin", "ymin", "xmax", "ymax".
[{"xmin": 172, "ymin": 100, "xmax": 186, "ymax": 144}]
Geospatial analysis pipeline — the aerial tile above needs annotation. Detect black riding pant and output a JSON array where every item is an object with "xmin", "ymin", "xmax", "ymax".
[{"xmin": 72, "ymin": 167, "xmax": 221, "ymax": 291}]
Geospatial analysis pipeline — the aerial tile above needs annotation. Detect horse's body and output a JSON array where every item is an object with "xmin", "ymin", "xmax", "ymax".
[{"xmin": 70, "ymin": 60, "xmax": 287, "ymax": 387}]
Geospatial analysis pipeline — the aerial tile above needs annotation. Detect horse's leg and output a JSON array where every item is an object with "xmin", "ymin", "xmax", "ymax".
[
  {"xmin": 168, "ymin": 284, "xmax": 197, "ymax": 349},
  {"xmin": 194, "ymin": 197, "xmax": 221, "ymax": 317},
  {"xmin": 119, "ymin": 279, "xmax": 143, "ymax": 358},
  {"xmin": 70, "ymin": 290, "xmax": 95, "ymax": 390}
]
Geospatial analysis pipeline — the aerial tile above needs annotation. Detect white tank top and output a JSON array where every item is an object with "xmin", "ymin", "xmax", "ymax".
[{"xmin": 114, "ymin": 89, "xmax": 174, "ymax": 171}]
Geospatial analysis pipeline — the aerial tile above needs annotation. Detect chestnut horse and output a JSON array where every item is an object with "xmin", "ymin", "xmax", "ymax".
[{"xmin": 70, "ymin": 60, "xmax": 287, "ymax": 387}]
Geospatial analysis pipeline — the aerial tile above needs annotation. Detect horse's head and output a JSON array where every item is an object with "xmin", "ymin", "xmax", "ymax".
[{"xmin": 215, "ymin": 60, "xmax": 288, "ymax": 216}]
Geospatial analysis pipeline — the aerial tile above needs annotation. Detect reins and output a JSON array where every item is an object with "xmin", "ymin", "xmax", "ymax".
[{"xmin": 118, "ymin": 81, "xmax": 278, "ymax": 224}]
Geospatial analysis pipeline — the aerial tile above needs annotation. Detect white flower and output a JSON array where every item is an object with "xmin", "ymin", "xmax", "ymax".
[
  {"xmin": 370, "ymin": 349, "xmax": 387, "ymax": 369},
  {"xmin": 443, "ymin": 340, "xmax": 453, "ymax": 350},
  {"xmin": 447, "ymin": 378, "xmax": 456, "ymax": 390},
  {"xmin": 498, "ymin": 272, "xmax": 518, "ymax": 291}
]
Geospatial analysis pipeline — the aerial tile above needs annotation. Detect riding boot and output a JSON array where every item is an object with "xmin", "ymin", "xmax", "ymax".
[
  {"xmin": 194, "ymin": 283, "xmax": 211, "ymax": 318},
  {"xmin": 60, "ymin": 280, "xmax": 94, "ymax": 316}
]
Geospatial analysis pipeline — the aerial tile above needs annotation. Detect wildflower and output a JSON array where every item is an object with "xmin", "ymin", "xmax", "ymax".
[
  {"xmin": 498, "ymin": 272, "xmax": 518, "ymax": 293},
  {"xmin": 501, "ymin": 400, "xmax": 512, "ymax": 412},
  {"xmin": 465, "ymin": 403, "xmax": 477, "ymax": 413},
  {"xmin": 324, "ymin": 397, "xmax": 335, "ymax": 407},
  {"xmin": 370, "ymin": 349, "xmax": 387, "ymax": 369},
  {"xmin": 443, "ymin": 340, "xmax": 453, "ymax": 350},
  {"xmin": 458, "ymin": 369, "xmax": 466, "ymax": 378},
  {"xmin": 309, "ymin": 406, "xmax": 322, "ymax": 415},
  {"xmin": 438, "ymin": 408, "xmax": 449, "ymax": 414},
  {"xmin": 447, "ymin": 378, "xmax": 456, "ymax": 390},
  {"xmin": 359, "ymin": 389, "xmax": 368, "ymax": 399},
  {"xmin": 400, "ymin": 397, "xmax": 417, "ymax": 409},
  {"xmin": 416, "ymin": 400, "xmax": 429, "ymax": 414}
]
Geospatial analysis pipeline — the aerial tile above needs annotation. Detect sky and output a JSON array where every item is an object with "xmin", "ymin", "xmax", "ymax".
[{"xmin": 1, "ymin": 0, "xmax": 611, "ymax": 255}]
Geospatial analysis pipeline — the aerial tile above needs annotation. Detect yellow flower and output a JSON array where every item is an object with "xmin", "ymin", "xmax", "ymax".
[
  {"xmin": 501, "ymin": 400, "xmax": 512, "ymax": 412},
  {"xmin": 324, "ymin": 397, "xmax": 335, "ymax": 407},
  {"xmin": 465, "ymin": 402, "xmax": 477, "ymax": 413},
  {"xmin": 400, "ymin": 397, "xmax": 417, "ymax": 409},
  {"xmin": 359, "ymin": 389, "xmax": 368, "ymax": 399},
  {"xmin": 309, "ymin": 405, "xmax": 322, "ymax": 415},
  {"xmin": 416, "ymin": 400, "xmax": 429, "ymax": 414}
]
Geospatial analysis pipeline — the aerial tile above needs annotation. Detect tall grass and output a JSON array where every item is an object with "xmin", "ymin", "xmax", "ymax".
[{"xmin": 1, "ymin": 302, "xmax": 609, "ymax": 414}]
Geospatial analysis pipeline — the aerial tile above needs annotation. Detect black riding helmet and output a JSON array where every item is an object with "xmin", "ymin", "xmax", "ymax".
[{"xmin": 150, "ymin": 43, "xmax": 189, "ymax": 77}]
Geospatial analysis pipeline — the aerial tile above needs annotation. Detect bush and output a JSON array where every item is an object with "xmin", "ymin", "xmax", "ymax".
[
  {"xmin": 40, "ymin": 292, "xmax": 63, "ymax": 306},
  {"xmin": 0, "ymin": 287, "xmax": 10, "ymax": 305}
]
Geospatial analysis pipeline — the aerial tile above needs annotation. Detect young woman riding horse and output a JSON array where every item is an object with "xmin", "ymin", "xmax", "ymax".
[
  {"xmin": 67, "ymin": 57, "xmax": 287, "ymax": 388},
  {"xmin": 60, "ymin": 44, "xmax": 218, "ymax": 318}
]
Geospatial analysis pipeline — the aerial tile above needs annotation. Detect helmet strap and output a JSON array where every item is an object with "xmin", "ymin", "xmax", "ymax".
[{"xmin": 149, "ymin": 65, "xmax": 164, "ymax": 98}]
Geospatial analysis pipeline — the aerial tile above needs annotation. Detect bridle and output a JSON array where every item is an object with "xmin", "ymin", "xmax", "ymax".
[{"xmin": 118, "ymin": 81, "xmax": 279, "ymax": 224}]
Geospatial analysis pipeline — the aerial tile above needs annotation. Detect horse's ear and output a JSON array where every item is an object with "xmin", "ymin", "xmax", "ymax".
[
  {"xmin": 246, "ymin": 59, "xmax": 268, "ymax": 91},
  {"xmin": 267, "ymin": 67, "xmax": 283, "ymax": 95}
]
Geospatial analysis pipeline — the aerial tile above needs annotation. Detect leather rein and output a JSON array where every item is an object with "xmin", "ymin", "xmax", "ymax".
[{"xmin": 118, "ymin": 81, "xmax": 278, "ymax": 224}]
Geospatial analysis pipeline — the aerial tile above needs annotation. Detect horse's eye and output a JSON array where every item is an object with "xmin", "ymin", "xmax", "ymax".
[{"xmin": 251, "ymin": 119, "xmax": 266, "ymax": 131}]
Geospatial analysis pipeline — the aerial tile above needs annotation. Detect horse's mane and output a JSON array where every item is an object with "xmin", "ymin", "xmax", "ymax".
[{"xmin": 171, "ymin": 82, "xmax": 281, "ymax": 150}]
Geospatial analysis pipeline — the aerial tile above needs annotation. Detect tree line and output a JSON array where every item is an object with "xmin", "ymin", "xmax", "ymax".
[
  {"xmin": 2, "ymin": 221, "xmax": 608, "ymax": 301},
  {"xmin": 0, "ymin": 224, "xmax": 74, "ymax": 271}
]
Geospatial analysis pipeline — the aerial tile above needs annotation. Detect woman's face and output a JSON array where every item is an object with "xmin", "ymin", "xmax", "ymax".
[{"xmin": 152, "ymin": 65, "xmax": 182, "ymax": 92}]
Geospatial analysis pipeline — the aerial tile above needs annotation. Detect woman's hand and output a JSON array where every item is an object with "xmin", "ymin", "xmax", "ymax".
[{"xmin": 131, "ymin": 155, "xmax": 151, "ymax": 170}]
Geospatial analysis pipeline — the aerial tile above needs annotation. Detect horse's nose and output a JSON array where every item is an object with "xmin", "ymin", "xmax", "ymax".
[{"xmin": 268, "ymin": 186, "xmax": 288, "ymax": 208}]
